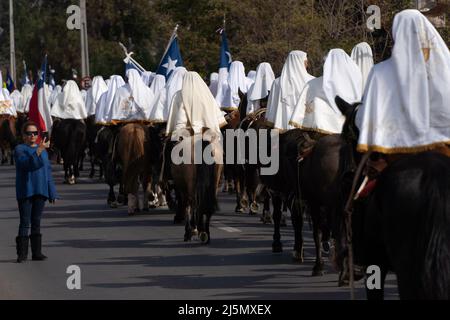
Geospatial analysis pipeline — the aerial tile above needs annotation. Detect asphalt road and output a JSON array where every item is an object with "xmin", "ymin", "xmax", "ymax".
[{"xmin": 0, "ymin": 161, "xmax": 398, "ymax": 300}]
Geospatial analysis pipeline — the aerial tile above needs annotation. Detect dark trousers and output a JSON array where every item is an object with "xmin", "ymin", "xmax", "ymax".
[{"xmin": 18, "ymin": 195, "xmax": 46, "ymax": 237}]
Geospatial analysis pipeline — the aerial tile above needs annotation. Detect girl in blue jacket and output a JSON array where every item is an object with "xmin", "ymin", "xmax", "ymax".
[{"xmin": 14, "ymin": 121, "xmax": 57, "ymax": 263}]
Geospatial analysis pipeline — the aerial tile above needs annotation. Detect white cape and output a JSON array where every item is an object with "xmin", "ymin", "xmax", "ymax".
[
  {"xmin": 0, "ymin": 87, "xmax": 17, "ymax": 117},
  {"xmin": 20, "ymin": 84, "xmax": 33, "ymax": 113},
  {"xmin": 246, "ymin": 62, "xmax": 275, "ymax": 114},
  {"xmin": 108, "ymin": 69, "xmax": 155, "ymax": 122},
  {"xmin": 51, "ymin": 80, "xmax": 88, "ymax": 119},
  {"xmin": 265, "ymin": 51, "xmax": 314, "ymax": 130},
  {"xmin": 85, "ymin": 76, "xmax": 108, "ymax": 116},
  {"xmin": 351, "ymin": 42, "xmax": 374, "ymax": 92},
  {"xmin": 290, "ymin": 49, "xmax": 362, "ymax": 134},
  {"xmin": 95, "ymin": 75, "xmax": 125, "ymax": 124},
  {"xmin": 149, "ymin": 67, "xmax": 187, "ymax": 123},
  {"xmin": 221, "ymin": 61, "xmax": 248, "ymax": 111},
  {"xmin": 356, "ymin": 10, "xmax": 450, "ymax": 153},
  {"xmin": 166, "ymin": 72, "xmax": 226, "ymax": 136}
]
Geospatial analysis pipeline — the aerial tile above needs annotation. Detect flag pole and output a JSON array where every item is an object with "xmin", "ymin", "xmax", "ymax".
[
  {"xmin": 118, "ymin": 42, "xmax": 147, "ymax": 73},
  {"xmin": 9, "ymin": 0, "xmax": 16, "ymax": 84},
  {"xmin": 158, "ymin": 24, "xmax": 179, "ymax": 68}
]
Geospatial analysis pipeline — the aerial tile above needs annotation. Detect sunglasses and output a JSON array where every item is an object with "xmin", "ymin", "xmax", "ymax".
[{"xmin": 25, "ymin": 131, "xmax": 39, "ymax": 137}]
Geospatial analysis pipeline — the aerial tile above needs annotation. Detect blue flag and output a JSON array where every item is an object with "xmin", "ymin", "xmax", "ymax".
[
  {"xmin": 219, "ymin": 30, "xmax": 232, "ymax": 70},
  {"xmin": 6, "ymin": 69, "xmax": 15, "ymax": 92},
  {"xmin": 125, "ymin": 59, "xmax": 145, "ymax": 76},
  {"xmin": 156, "ymin": 33, "xmax": 184, "ymax": 80}
]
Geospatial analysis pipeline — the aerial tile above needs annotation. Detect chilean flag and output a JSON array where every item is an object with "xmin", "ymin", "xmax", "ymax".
[{"xmin": 29, "ymin": 56, "xmax": 52, "ymax": 134}]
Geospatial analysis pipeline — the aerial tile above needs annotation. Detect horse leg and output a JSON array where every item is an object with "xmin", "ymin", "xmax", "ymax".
[
  {"xmin": 184, "ymin": 203, "xmax": 193, "ymax": 242},
  {"xmin": 200, "ymin": 213, "xmax": 211, "ymax": 245},
  {"xmin": 143, "ymin": 175, "xmax": 151, "ymax": 212},
  {"xmin": 272, "ymin": 194, "xmax": 283, "ymax": 253},
  {"xmin": 234, "ymin": 174, "xmax": 245, "ymax": 213},
  {"xmin": 262, "ymin": 194, "xmax": 272, "ymax": 224},
  {"xmin": 246, "ymin": 167, "xmax": 259, "ymax": 216},
  {"xmin": 290, "ymin": 197, "xmax": 304, "ymax": 263},
  {"xmin": 89, "ymin": 151, "xmax": 95, "ymax": 178},
  {"xmin": 173, "ymin": 189, "xmax": 185, "ymax": 224},
  {"xmin": 311, "ymin": 205, "xmax": 325, "ymax": 276}
]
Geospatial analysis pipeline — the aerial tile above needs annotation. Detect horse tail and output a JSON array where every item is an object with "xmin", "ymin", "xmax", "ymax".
[
  {"xmin": 418, "ymin": 154, "xmax": 450, "ymax": 299},
  {"xmin": 120, "ymin": 124, "xmax": 146, "ymax": 193},
  {"xmin": 196, "ymin": 141, "xmax": 218, "ymax": 218}
]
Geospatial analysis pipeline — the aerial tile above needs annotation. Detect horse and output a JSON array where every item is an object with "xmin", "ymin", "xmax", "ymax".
[
  {"xmin": 85, "ymin": 115, "xmax": 103, "ymax": 179},
  {"xmin": 116, "ymin": 122, "xmax": 154, "ymax": 215},
  {"xmin": 0, "ymin": 114, "xmax": 17, "ymax": 165},
  {"xmin": 92, "ymin": 124, "xmax": 125, "ymax": 207},
  {"xmin": 51, "ymin": 118, "xmax": 87, "ymax": 184},
  {"xmin": 238, "ymin": 108, "xmax": 273, "ymax": 221},
  {"xmin": 335, "ymin": 97, "xmax": 450, "ymax": 300},
  {"xmin": 169, "ymin": 129, "xmax": 223, "ymax": 244}
]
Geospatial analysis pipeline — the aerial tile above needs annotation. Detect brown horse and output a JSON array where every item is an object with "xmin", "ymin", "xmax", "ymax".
[
  {"xmin": 169, "ymin": 131, "xmax": 223, "ymax": 244},
  {"xmin": 116, "ymin": 123, "xmax": 153, "ymax": 215},
  {"xmin": 0, "ymin": 115, "xmax": 17, "ymax": 165}
]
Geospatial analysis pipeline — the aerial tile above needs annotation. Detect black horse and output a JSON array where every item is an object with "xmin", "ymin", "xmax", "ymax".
[
  {"xmin": 335, "ymin": 97, "xmax": 450, "ymax": 300},
  {"xmin": 51, "ymin": 118, "xmax": 87, "ymax": 184}
]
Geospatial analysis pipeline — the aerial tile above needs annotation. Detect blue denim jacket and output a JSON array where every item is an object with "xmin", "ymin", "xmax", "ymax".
[{"xmin": 14, "ymin": 144, "xmax": 58, "ymax": 201}]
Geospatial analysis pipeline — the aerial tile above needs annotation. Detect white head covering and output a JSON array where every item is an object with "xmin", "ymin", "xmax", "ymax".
[
  {"xmin": 247, "ymin": 62, "xmax": 275, "ymax": 102},
  {"xmin": 246, "ymin": 63, "xmax": 275, "ymax": 114},
  {"xmin": 220, "ymin": 61, "xmax": 247, "ymax": 110},
  {"xmin": 323, "ymin": 48, "xmax": 362, "ymax": 114},
  {"xmin": 20, "ymin": 84, "xmax": 33, "ymax": 113},
  {"xmin": 166, "ymin": 71, "xmax": 226, "ymax": 136},
  {"xmin": 49, "ymin": 85, "xmax": 62, "ymax": 108},
  {"xmin": 265, "ymin": 51, "xmax": 315, "ymax": 130},
  {"xmin": 108, "ymin": 69, "xmax": 155, "ymax": 122},
  {"xmin": 85, "ymin": 76, "xmax": 108, "ymax": 116},
  {"xmin": 356, "ymin": 9, "xmax": 450, "ymax": 153},
  {"xmin": 246, "ymin": 70, "xmax": 257, "ymax": 92},
  {"xmin": 149, "ymin": 74, "xmax": 166, "ymax": 96},
  {"xmin": 0, "ymin": 79, "xmax": 17, "ymax": 117},
  {"xmin": 141, "ymin": 71, "xmax": 154, "ymax": 87},
  {"xmin": 351, "ymin": 42, "xmax": 374, "ymax": 92},
  {"xmin": 95, "ymin": 75, "xmax": 125, "ymax": 124},
  {"xmin": 280, "ymin": 50, "xmax": 315, "ymax": 108},
  {"xmin": 149, "ymin": 67, "xmax": 187, "ymax": 122},
  {"xmin": 10, "ymin": 90, "xmax": 23, "ymax": 112},
  {"xmin": 51, "ymin": 80, "xmax": 87, "ymax": 119},
  {"xmin": 209, "ymin": 72, "xmax": 219, "ymax": 97},
  {"xmin": 289, "ymin": 49, "xmax": 362, "ymax": 134}
]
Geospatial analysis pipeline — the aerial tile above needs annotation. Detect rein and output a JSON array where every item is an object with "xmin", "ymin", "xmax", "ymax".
[{"xmin": 343, "ymin": 150, "xmax": 371, "ymax": 300}]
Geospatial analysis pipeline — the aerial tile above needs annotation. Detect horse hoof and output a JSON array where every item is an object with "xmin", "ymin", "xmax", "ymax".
[
  {"xmin": 312, "ymin": 269, "xmax": 325, "ymax": 277},
  {"xmin": 292, "ymin": 250, "xmax": 304, "ymax": 263},
  {"xmin": 109, "ymin": 201, "xmax": 118, "ymax": 209},
  {"xmin": 250, "ymin": 203, "xmax": 258, "ymax": 215},
  {"xmin": 184, "ymin": 234, "xmax": 192, "ymax": 242},
  {"xmin": 312, "ymin": 263, "xmax": 325, "ymax": 276},
  {"xmin": 235, "ymin": 206, "xmax": 244, "ymax": 213},
  {"xmin": 272, "ymin": 243, "xmax": 283, "ymax": 253},
  {"xmin": 199, "ymin": 232, "xmax": 209, "ymax": 244}
]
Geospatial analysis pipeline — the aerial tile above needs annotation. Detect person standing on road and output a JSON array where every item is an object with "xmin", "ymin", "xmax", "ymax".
[{"xmin": 14, "ymin": 121, "xmax": 57, "ymax": 263}]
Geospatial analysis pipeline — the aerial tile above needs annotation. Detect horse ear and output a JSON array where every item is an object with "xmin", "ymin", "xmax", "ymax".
[{"xmin": 335, "ymin": 96, "xmax": 354, "ymax": 118}]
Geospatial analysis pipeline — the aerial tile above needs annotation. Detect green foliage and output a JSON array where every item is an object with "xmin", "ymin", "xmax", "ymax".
[{"xmin": 0, "ymin": 0, "xmax": 448, "ymax": 86}]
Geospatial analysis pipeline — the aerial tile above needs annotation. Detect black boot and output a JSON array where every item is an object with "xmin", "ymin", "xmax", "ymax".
[
  {"xmin": 30, "ymin": 234, "xmax": 47, "ymax": 261},
  {"xmin": 16, "ymin": 236, "xmax": 29, "ymax": 263}
]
